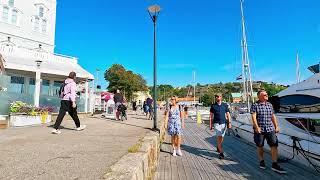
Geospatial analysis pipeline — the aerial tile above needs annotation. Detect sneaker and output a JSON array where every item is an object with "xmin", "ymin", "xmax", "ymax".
[
  {"xmin": 219, "ymin": 153, "xmax": 225, "ymax": 159},
  {"xmin": 76, "ymin": 125, "xmax": 86, "ymax": 131},
  {"xmin": 259, "ymin": 160, "xmax": 266, "ymax": 169},
  {"xmin": 177, "ymin": 149, "xmax": 183, "ymax": 156},
  {"xmin": 51, "ymin": 129, "xmax": 61, "ymax": 134},
  {"xmin": 272, "ymin": 163, "xmax": 287, "ymax": 174},
  {"xmin": 172, "ymin": 149, "xmax": 177, "ymax": 157}
]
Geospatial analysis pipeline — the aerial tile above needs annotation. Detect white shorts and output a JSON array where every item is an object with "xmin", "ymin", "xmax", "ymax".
[{"xmin": 214, "ymin": 123, "xmax": 227, "ymax": 137}]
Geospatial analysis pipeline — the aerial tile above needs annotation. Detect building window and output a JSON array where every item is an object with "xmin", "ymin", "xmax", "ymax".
[
  {"xmin": 8, "ymin": 0, "xmax": 14, "ymax": 7},
  {"xmin": 53, "ymin": 81, "xmax": 63, "ymax": 96},
  {"xmin": 34, "ymin": 17, "xmax": 40, "ymax": 31},
  {"xmin": 41, "ymin": 19, "xmax": 47, "ymax": 33},
  {"xmin": 9, "ymin": 76, "xmax": 24, "ymax": 94},
  {"xmin": 39, "ymin": 6, "xmax": 44, "ymax": 17},
  {"xmin": 33, "ymin": 5, "xmax": 48, "ymax": 33},
  {"xmin": 2, "ymin": 6, "xmax": 9, "ymax": 22},
  {"xmin": 11, "ymin": 9, "xmax": 17, "ymax": 24},
  {"xmin": 29, "ymin": 78, "xmax": 35, "ymax": 85},
  {"xmin": 41, "ymin": 79, "xmax": 50, "ymax": 95},
  {"xmin": 11, "ymin": 76, "xmax": 24, "ymax": 84}
]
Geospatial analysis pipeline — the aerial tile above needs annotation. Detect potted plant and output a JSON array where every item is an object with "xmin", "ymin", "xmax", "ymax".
[{"xmin": 9, "ymin": 101, "xmax": 53, "ymax": 127}]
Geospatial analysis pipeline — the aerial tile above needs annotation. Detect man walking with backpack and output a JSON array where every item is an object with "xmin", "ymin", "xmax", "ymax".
[{"xmin": 51, "ymin": 72, "xmax": 86, "ymax": 134}]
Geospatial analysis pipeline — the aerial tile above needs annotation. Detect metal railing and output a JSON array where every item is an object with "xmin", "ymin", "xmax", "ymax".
[{"xmin": 0, "ymin": 45, "xmax": 78, "ymax": 64}]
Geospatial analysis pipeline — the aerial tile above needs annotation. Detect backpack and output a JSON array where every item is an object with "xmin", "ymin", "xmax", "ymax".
[{"xmin": 58, "ymin": 82, "xmax": 66, "ymax": 97}]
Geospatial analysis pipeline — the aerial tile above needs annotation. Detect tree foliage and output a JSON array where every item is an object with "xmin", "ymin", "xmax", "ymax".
[
  {"xmin": 260, "ymin": 82, "xmax": 287, "ymax": 97},
  {"xmin": 104, "ymin": 64, "xmax": 148, "ymax": 101}
]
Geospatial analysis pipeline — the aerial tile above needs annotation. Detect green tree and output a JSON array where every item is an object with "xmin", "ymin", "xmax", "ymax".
[
  {"xmin": 260, "ymin": 82, "xmax": 287, "ymax": 96},
  {"xmin": 158, "ymin": 85, "xmax": 174, "ymax": 100},
  {"xmin": 200, "ymin": 94, "xmax": 213, "ymax": 107},
  {"xmin": 104, "ymin": 64, "xmax": 147, "ymax": 101}
]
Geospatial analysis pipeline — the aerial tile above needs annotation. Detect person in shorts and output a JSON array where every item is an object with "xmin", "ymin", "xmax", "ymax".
[
  {"xmin": 210, "ymin": 93, "xmax": 231, "ymax": 159},
  {"xmin": 251, "ymin": 90, "xmax": 286, "ymax": 174}
]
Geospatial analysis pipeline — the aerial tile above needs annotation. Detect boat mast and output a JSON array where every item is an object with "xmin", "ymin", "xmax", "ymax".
[
  {"xmin": 193, "ymin": 70, "xmax": 196, "ymax": 104},
  {"xmin": 240, "ymin": 0, "xmax": 254, "ymax": 111},
  {"xmin": 296, "ymin": 51, "xmax": 301, "ymax": 83}
]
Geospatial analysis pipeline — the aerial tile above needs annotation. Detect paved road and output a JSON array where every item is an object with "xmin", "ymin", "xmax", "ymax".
[{"xmin": 0, "ymin": 111, "xmax": 153, "ymax": 180}]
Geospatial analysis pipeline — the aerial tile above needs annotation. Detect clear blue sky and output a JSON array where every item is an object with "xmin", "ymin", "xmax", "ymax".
[{"xmin": 54, "ymin": 0, "xmax": 320, "ymax": 88}]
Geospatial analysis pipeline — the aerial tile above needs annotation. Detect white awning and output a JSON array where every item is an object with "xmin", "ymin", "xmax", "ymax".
[{"xmin": 2, "ymin": 54, "xmax": 94, "ymax": 80}]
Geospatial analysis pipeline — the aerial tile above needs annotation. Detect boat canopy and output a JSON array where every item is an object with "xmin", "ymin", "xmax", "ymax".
[{"xmin": 308, "ymin": 64, "xmax": 320, "ymax": 74}]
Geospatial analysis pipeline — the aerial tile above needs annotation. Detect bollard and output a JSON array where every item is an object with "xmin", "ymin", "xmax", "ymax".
[{"xmin": 197, "ymin": 111, "xmax": 202, "ymax": 124}]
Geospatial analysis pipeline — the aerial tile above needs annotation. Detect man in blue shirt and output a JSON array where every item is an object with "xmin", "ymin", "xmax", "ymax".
[
  {"xmin": 210, "ymin": 93, "xmax": 231, "ymax": 159},
  {"xmin": 251, "ymin": 90, "xmax": 286, "ymax": 174}
]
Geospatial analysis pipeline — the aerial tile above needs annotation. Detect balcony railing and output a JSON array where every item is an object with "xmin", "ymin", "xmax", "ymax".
[{"xmin": 0, "ymin": 45, "xmax": 78, "ymax": 64}]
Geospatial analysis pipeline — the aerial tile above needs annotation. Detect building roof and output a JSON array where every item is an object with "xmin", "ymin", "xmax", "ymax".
[
  {"xmin": 0, "ymin": 46, "xmax": 93, "ymax": 79},
  {"xmin": 4, "ymin": 55, "xmax": 93, "ymax": 79}
]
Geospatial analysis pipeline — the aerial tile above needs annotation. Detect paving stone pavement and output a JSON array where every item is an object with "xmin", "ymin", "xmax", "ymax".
[{"xmin": 0, "ymin": 111, "xmax": 154, "ymax": 180}]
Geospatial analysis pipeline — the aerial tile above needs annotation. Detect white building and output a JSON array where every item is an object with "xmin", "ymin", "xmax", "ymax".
[{"xmin": 0, "ymin": 0, "xmax": 94, "ymax": 115}]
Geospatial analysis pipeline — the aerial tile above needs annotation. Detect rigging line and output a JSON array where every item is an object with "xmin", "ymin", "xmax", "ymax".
[
  {"xmin": 233, "ymin": 117, "xmax": 320, "ymax": 144},
  {"xmin": 296, "ymin": 140, "xmax": 320, "ymax": 173},
  {"xmin": 231, "ymin": 125, "xmax": 320, "ymax": 163},
  {"xmin": 296, "ymin": 118, "xmax": 320, "ymax": 144},
  {"xmin": 232, "ymin": 113, "xmax": 320, "ymax": 171}
]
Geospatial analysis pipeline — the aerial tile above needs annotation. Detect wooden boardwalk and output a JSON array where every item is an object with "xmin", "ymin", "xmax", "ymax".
[{"xmin": 155, "ymin": 119, "xmax": 320, "ymax": 180}]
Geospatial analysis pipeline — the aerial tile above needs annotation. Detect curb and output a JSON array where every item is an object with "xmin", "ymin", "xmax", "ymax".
[{"xmin": 104, "ymin": 119, "xmax": 166, "ymax": 180}]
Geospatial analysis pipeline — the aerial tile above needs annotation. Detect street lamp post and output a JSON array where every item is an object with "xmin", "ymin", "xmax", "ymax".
[
  {"xmin": 34, "ymin": 60, "xmax": 42, "ymax": 107},
  {"xmin": 148, "ymin": 4, "xmax": 161, "ymax": 130}
]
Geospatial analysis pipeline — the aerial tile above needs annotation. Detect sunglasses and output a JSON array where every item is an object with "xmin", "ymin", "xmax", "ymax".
[{"xmin": 171, "ymin": 99, "xmax": 176, "ymax": 101}]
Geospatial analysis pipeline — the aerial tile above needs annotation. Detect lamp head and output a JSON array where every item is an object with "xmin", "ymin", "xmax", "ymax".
[
  {"xmin": 35, "ymin": 60, "xmax": 42, "ymax": 67},
  {"xmin": 148, "ymin": 5, "xmax": 161, "ymax": 15}
]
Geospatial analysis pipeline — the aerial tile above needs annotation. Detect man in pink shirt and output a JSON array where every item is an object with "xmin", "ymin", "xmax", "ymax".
[{"xmin": 52, "ymin": 72, "xmax": 86, "ymax": 134}]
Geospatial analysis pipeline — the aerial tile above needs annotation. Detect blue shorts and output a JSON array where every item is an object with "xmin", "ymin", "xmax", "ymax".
[{"xmin": 214, "ymin": 123, "xmax": 227, "ymax": 137}]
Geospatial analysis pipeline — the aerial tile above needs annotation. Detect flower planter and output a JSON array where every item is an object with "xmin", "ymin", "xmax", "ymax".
[{"xmin": 9, "ymin": 114, "xmax": 52, "ymax": 127}]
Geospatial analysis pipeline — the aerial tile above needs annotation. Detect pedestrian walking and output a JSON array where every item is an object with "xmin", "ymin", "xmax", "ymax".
[
  {"xmin": 183, "ymin": 105, "xmax": 188, "ymax": 119},
  {"xmin": 146, "ymin": 97, "xmax": 153, "ymax": 120},
  {"xmin": 165, "ymin": 96, "xmax": 185, "ymax": 156},
  {"xmin": 251, "ymin": 90, "xmax": 287, "ymax": 174},
  {"xmin": 52, "ymin": 72, "xmax": 86, "ymax": 134},
  {"xmin": 209, "ymin": 93, "xmax": 231, "ymax": 159},
  {"xmin": 132, "ymin": 100, "xmax": 137, "ymax": 115},
  {"xmin": 114, "ymin": 89, "xmax": 124, "ymax": 120}
]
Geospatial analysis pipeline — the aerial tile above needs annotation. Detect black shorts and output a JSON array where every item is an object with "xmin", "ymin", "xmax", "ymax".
[{"xmin": 254, "ymin": 131, "xmax": 278, "ymax": 147}]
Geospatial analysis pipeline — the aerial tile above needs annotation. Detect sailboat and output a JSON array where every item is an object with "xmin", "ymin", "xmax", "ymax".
[{"xmin": 231, "ymin": 0, "xmax": 320, "ymax": 172}]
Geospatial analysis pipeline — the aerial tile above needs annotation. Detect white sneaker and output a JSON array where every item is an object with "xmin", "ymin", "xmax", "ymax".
[
  {"xmin": 51, "ymin": 129, "xmax": 61, "ymax": 134},
  {"xmin": 172, "ymin": 149, "xmax": 177, "ymax": 156},
  {"xmin": 76, "ymin": 125, "xmax": 86, "ymax": 131},
  {"xmin": 177, "ymin": 149, "xmax": 183, "ymax": 156}
]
